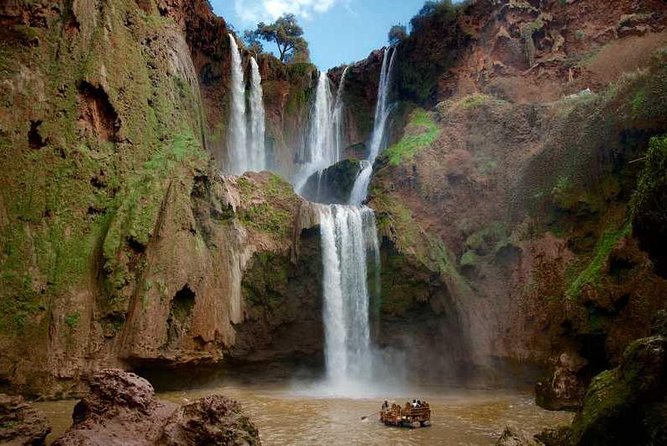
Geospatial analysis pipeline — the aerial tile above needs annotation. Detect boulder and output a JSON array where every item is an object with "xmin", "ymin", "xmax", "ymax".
[
  {"xmin": 53, "ymin": 369, "xmax": 261, "ymax": 446},
  {"xmin": 535, "ymin": 352, "xmax": 587, "ymax": 411},
  {"xmin": 534, "ymin": 427, "xmax": 570, "ymax": 446},
  {"xmin": 0, "ymin": 394, "xmax": 51, "ymax": 446},
  {"xmin": 495, "ymin": 426, "xmax": 543, "ymax": 446},
  {"xmin": 158, "ymin": 396, "xmax": 260, "ymax": 445},
  {"xmin": 569, "ymin": 336, "xmax": 667, "ymax": 445},
  {"xmin": 301, "ymin": 159, "xmax": 362, "ymax": 204},
  {"xmin": 53, "ymin": 369, "xmax": 174, "ymax": 446}
]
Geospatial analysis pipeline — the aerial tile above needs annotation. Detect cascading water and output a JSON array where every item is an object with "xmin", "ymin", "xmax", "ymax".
[
  {"xmin": 294, "ymin": 72, "xmax": 336, "ymax": 192},
  {"xmin": 332, "ymin": 66, "xmax": 349, "ymax": 161},
  {"xmin": 349, "ymin": 47, "xmax": 397, "ymax": 205},
  {"xmin": 227, "ymin": 34, "xmax": 247, "ymax": 175},
  {"xmin": 319, "ymin": 204, "xmax": 380, "ymax": 390},
  {"xmin": 309, "ymin": 56, "xmax": 400, "ymax": 394},
  {"xmin": 248, "ymin": 57, "xmax": 266, "ymax": 172}
]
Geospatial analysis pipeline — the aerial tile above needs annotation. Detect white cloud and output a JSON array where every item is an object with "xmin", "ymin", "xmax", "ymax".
[{"xmin": 234, "ymin": 0, "xmax": 341, "ymax": 24}]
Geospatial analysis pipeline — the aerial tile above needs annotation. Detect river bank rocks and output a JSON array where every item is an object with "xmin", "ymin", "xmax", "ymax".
[
  {"xmin": 52, "ymin": 369, "xmax": 260, "ymax": 446},
  {"xmin": 0, "ymin": 394, "xmax": 50, "ymax": 446}
]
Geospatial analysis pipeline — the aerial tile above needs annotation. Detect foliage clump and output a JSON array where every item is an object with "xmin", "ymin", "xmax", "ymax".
[
  {"xmin": 383, "ymin": 108, "xmax": 440, "ymax": 165},
  {"xmin": 394, "ymin": 0, "xmax": 468, "ymax": 103}
]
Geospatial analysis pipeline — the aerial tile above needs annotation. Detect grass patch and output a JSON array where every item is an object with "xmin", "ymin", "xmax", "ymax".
[
  {"xmin": 65, "ymin": 312, "xmax": 81, "ymax": 329},
  {"xmin": 384, "ymin": 108, "xmax": 440, "ymax": 166},
  {"xmin": 567, "ymin": 224, "xmax": 632, "ymax": 299}
]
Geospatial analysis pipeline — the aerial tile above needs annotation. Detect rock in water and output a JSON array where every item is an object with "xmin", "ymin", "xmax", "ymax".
[
  {"xmin": 495, "ymin": 426, "xmax": 543, "ymax": 446},
  {"xmin": 53, "ymin": 369, "xmax": 261, "ymax": 446},
  {"xmin": 535, "ymin": 352, "xmax": 587, "ymax": 411},
  {"xmin": 158, "ymin": 396, "xmax": 261, "ymax": 446},
  {"xmin": 0, "ymin": 394, "xmax": 51, "ymax": 446}
]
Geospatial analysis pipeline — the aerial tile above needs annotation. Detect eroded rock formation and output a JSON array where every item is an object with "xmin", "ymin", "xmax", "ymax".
[
  {"xmin": 0, "ymin": 394, "xmax": 51, "ymax": 446},
  {"xmin": 52, "ymin": 369, "xmax": 260, "ymax": 445}
]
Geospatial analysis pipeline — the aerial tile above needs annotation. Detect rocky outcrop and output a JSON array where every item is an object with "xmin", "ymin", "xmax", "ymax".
[
  {"xmin": 301, "ymin": 159, "xmax": 362, "ymax": 204},
  {"xmin": 0, "ymin": 394, "xmax": 51, "ymax": 446},
  {"xmin": 568, "ymin": 335, "xmax": 667, "ymax": 445},
  {"xmin": 158, "ymin": 396, "xmax": 260, "ymax": 446},
  {"xmin": 366, "ymin": 1, "xmax": 667, "ymax": 384},
  {"xmin": 53, "ymin": 369, "xmax": 260, "ymax": 446}
]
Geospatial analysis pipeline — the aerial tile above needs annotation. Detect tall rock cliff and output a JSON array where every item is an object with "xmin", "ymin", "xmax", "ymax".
[
  {"xmin": 0, "ymin": 0, "xmax": 323, "ymax": 396},
  {"xmin": 360, "ymin": 0, "xmax": 667, "ymax": 394}
]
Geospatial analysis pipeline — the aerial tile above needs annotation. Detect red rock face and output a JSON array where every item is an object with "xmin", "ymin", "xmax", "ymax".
[{"xmin": 362, "ymin": 0, "xmax": 667, "ymax": 391}]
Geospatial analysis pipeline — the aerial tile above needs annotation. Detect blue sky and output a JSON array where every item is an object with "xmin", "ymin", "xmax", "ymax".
[{"xmin": 210, "ymin": 0, "xmax": 429, "ymax": 69}]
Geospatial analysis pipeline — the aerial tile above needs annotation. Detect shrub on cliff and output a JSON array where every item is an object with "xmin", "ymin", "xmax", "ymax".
[{"xmin": 632, "ymin": 134, "xmax": 667, "ymax": 277}]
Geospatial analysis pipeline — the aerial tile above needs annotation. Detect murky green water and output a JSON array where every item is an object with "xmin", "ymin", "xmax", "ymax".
[{"xmin": 36, "ymin": 382, "xmax": 572, "ymax": 445}]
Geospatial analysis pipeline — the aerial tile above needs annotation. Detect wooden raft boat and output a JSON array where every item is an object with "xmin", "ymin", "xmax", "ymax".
[{"xmin": 380, "ymin": 402, "xmax": 432, "ymax": 428}]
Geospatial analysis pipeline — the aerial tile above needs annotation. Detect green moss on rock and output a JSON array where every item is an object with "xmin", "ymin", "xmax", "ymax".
[
  {"xmin": 570, "ymin": 336, "xmax": 667, "ymax": 445},
  {"xmin": 383, "ymin": 108, "xmax": 440, "ymax": 166}
]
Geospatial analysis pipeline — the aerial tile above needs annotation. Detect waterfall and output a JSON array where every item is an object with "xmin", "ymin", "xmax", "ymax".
[
  {"xmin": 319, "ymin": 204, "xmax": 380, "ymax": 388},
  {"xmin": 248, "ymin": 57, "xmax": 266, "ymax": 172},
  {"xmin": 332, "ymin": 66, "xmax": 349, "ymax": 162},
  {"xmin": 349, "ymin": 47, "xmax": 397, "ymax": 205},
  {"xmin": 227, "ymin": 34, "xmax": 247, "ymax": 175},
  {"xmin": 294, "ymin": 72, "xmax": 336, "ymax": 192}
]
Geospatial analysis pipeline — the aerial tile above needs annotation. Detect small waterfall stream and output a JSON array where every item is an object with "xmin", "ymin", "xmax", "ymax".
[
  {"xmin": 226, "ymin": 36, "xmax": 267, "ymax": 174},
  {"xmin": 294, "ymin": 72, "xmax": 337, "ymax": 192},
  {"xmin": 227, "ymin": 34, "xmax": 248, "ymax": 175},
  {"xmin": 349, "ymin": 47, "xmax": 397, "ymax": 205},
  {"xmin": 332, "ymin": 66, "xmax": 349, "ymax": 161},
  {"xmin": 248, "ymin": 57, "xmax": 266, "ymax": 172}
]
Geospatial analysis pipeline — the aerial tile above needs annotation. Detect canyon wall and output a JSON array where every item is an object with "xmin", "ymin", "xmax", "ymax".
[
  {"xmin": 361, "ymin": 0, "xmax": 667, "ymax": 392},
  {"xmin": 1, "ymin": 0, "xmax": 667, "ymax": 400},
  {"xmin": 0, "ymin": 0, "xmax": 323, "ymax": 397}
]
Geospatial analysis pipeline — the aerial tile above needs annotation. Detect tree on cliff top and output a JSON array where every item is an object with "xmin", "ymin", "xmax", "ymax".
[
  {"xmin": 388, "ymin": 24, "xmax": 408, "ymax": 45},
  {"xmin": 250, "ymin": 14, "xmax": 309, "ymax": 63}
]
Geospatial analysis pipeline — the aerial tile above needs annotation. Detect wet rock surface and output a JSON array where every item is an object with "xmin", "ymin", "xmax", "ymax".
[
  {"xmin": 301, "ymin": 159, "xmax": 362, "ymax": 204},
  {"xmin": 53, "ymin": 369, "xmax": 260, "ymax": 446},
  {"xmin": 0, "ymin": 394, "xmax": 51, "ymax": 446},
  {"xmin": 535, "ymin": 352, "xmax": 588, "ymax": 411}
]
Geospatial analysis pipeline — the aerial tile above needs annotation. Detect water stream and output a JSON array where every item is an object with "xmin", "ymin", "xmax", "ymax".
[
  {"xmin": 248, "ymin": 56, "xmax": 267, "ymax": 172},
  {"xmin": 294, "ymin": 72, "xmax": 337, "ymax": 192},
  {"xmin": 227, "ymin": 34, "xmax": 248, "ymax": 175},
  {"xmin": 349, "ymin": 47, "xmax": 397, "ymax": 205}
]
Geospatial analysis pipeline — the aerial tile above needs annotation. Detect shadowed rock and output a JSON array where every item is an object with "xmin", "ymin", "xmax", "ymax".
[
  {"xmin": 568, "ymin": 336, "xmax": 667, "ymax": 445},
  {"xmin": 495, "ymin": 426, "xmax": 542, "ymax": 446},
  {"xmin": 535, "ymin": 352, "xmax": 587, "ymax": 411},
  {"xmin": 0, "ymin": 394, "xmax": 51, "ymax": 446},
  {"xmin": 301, "ymin": 159, "xmax": 362, "ymax": 204}
]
